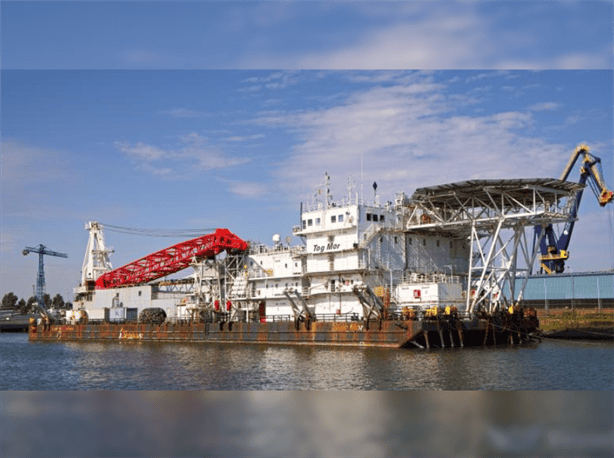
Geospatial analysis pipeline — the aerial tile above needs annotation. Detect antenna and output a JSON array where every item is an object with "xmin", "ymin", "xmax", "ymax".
[
  {"xmin": 347, "ymin": 174, "xmax": 356, "ymax": 203},
  {"xmin": 325, "ymin": 172, "xmax": 332, "ymax": 207},
  {"xmin": 361, "ymin": 152, "xmax": 364, "ymax": 204}
]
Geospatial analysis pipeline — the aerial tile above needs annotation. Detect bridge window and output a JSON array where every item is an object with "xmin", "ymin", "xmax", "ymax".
[
  {"xmin": 316, "ymin": 218, "xmax": 321, "ymax": 225},
  {"xmin": 331, "ymin": 215, "xmax": 337, "ymax": 223},
  {"xmin": 338, "ymin": 214, "xmax": 343, "ymax": 222},
  {"xmin": 380, "ymin": 215, "xmax": 385, "ymax": 222},
  {"xmin": 302, "ymin": 220, "xmax": 306, "ymax": 229},
  {"xmin": 308, "ymin": 219, "xmax": 313, "ymax": 226},
  {"xmin": 372, "ymin": 214, "xmax": 378, "ymax": 222},
  {"xmin": 366, "ymin": 213, "xmax": 372, "ymax": 221}
]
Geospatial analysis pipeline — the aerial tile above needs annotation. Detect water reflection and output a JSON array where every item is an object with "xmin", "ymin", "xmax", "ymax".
[
  {"xmin": 2, "ymin": 392, "xmax": 612, "ymax": 457},
  {"xmin": 1, "ymin": 333, "xmax": 613, "ymax": 389}
]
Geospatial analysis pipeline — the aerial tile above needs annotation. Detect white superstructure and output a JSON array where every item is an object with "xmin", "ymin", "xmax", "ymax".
[
  {"xmin": 73, "ymin": 174, "xmax": 582, "ymax": 323},
  {"xmin": 221, "ymin": 174, "xmax": 470, "ymax": 322}
]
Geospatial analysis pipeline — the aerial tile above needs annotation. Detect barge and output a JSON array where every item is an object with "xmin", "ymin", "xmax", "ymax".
[
  {"xmin": 29, "ymin": 311, "xmax": 539, "ymax": 348},
  {"xmin": 1, "ymin": 311, "xmax": 35, "ymax": 332},
  {"xmin": 30, "ymin": 173, "xmax": 584, "ymax": 348}
]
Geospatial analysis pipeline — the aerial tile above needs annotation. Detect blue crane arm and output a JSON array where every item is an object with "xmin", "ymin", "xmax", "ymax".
[
  {"xmin": 553, "ymin": 172, "xmax": 588, "ymax": 252},
  {"xmin": 23, "ymin": 245, "xmax": 68, "ymax": 258}
]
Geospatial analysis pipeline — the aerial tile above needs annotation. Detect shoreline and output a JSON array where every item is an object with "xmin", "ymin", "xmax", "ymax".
[{"xmin": 538, "ymin": 308, "xmax": 614, "ymax": 340}]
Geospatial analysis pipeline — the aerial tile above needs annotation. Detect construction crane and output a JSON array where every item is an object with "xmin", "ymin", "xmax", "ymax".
[
  {"xmin": 95, "ymin": 228, "xmax": 248, "ymax": 289},
  {"xmin": 535, "ymin": 144, "xmax": 614, "ymax": 274},
  {"xmin": 22, "ymin": 244, "xmax": 68, "ymax": 321}
]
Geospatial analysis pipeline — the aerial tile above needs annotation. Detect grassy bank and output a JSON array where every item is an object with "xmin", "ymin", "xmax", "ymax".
[{"xmin": 537, "ymin": 308, "xmax": 614, "ymax": 339}]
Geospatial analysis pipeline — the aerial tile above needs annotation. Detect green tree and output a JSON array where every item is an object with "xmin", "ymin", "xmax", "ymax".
[
  {"xmin": 42, "ymin": 293, "xmax": 51, "ymax": 307},
  {"xmin": 52, "ymin": 293, "xmax": 65, "ymax": 309},
  {"xmin": 1, "ymin": 292, "xmax": 18, "ymax": 310},
  {"xmin": 26, "ymin": 296, "xmax": 37, "ymax": 311},
  {"xmin": 65, "ymin": 301, "xmax": 73, "ymax": 310},
  {"xmin": 17, "ymin": 298, "xmax": 27, "ymax": 314}
]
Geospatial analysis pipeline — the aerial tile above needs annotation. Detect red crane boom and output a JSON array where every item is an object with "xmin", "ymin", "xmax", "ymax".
[{"xmin": 95, "ymin": 228, "xmax": 248, "ymax": 289}]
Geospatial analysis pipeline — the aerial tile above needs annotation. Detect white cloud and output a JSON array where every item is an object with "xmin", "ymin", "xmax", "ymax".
[
  {"xmin": 223, "ymin": 134, "xmax": 265, "ymax": 143},
  {"xmin": 227, "ymin": 181, "xmax": 269, "ymax": 199},
  {"xmin": 565, "ymin": 115, "xmax": 582, "ymax": 125},
  {"xmin": 114, "ymin": 133, "xmax": 250, "ymax": 180},
  {"xmin": 238, "ymin": 85, "xmax": 265, "ymax": 93},
  {"xmin": 250, "ymin": 79, "xmax": 577, "ymax": 204},
  {"xmin": 529, "ymin": 102, "xmax": 561, "ymax": 112},
  {"xmin": 543, "ymin": 113, "xmax": 587, "ymax": 133},
  {"xmin": 239, "ymin": 71, "xmax": 302, "ymax": 92},
  {"xmin": 233, "ymin": 6, "xmax": 610, "ymax": 70},
  {"xmin": 466, "ymin": 71, "xmax": 510, "ymax": 83},
  {"xmin": 242, "ymin": 71, "xmax": 298, "ymax": 85},
  {"xmin": 550, "ymin": 52, "xmax": 611, "ymax": 70},
  {"xmin": 240, "ymin": 18, "xmax": 492, "ymax": 69},
  {"xmin": 344, "ymin": 71, "xmax": 412, "ymax": 84},
  {"xmin": 115, "ymin": 141, "xmax": 166, "ymax": 161},
  {"xmin": 495, "ymin": 53, "xmax": 610, "ymax": 70}
]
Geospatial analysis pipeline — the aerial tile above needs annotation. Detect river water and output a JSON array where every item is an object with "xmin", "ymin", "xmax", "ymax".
[
  {"xmin": 2, "ymin": 334, "xmax": 613, "ymax": 457},
  {"xmin": 1, "ymin": 333, "xmax": 612, "ymax": 390}
]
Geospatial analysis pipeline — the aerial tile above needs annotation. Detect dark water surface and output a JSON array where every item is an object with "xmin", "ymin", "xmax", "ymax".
[{"xmin": 2, "ymin": 333, "xmax": 612, "ymax": 390}]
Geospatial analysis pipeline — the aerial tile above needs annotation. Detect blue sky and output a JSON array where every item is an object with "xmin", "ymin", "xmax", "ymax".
[
  {"xmin": 2, "ymin": 2, "xmax": 613, "ymax": 301},
  {"xmin": 2, "ymin": 1, "xmax": 612, "ymax": 70}
]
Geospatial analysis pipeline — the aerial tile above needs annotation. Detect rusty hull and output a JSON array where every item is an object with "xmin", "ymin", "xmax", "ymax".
[
  {"xmin": 28, "ymin": 315, "xmax": 539, "ymax": 349},
  {"xmin": 28, "ymin": 320, "xmax": 419, "ymax": 348}
]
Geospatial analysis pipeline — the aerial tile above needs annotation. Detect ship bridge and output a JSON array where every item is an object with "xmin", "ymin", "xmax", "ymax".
[{"xmin": 400, "ymin": 178, "xmax": 584, "ymax": 313}]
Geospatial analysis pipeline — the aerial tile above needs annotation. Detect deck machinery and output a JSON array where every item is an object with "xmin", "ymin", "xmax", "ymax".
[{"xmin": 402, "ymin": 178, "xmax": 583, "ymax": 313}]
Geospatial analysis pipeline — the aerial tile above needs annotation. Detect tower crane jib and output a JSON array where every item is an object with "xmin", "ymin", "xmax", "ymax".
[{"xmin": 22, "ymin": 244, "xmax": 68, "ymax": 322}]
